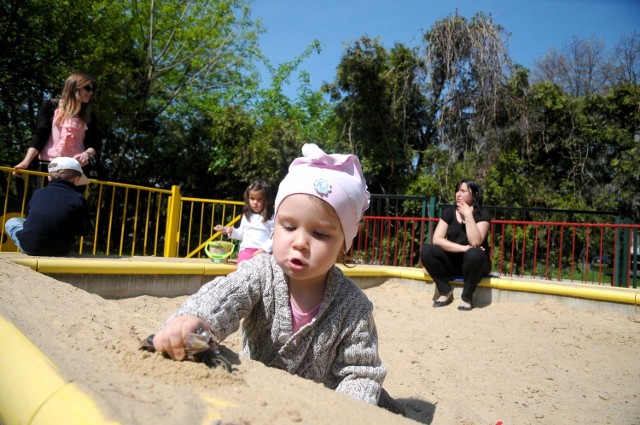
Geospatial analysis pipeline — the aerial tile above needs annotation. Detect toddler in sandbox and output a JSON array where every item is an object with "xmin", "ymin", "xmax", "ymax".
[{"xmin": 152, "ymin": 143, "xmax": 404, "ymax": 415}]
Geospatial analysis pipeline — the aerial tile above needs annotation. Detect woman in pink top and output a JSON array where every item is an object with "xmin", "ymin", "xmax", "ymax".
[{"xmin": 13, "ymin": 73, "xmax": 100, "ymax": 184}]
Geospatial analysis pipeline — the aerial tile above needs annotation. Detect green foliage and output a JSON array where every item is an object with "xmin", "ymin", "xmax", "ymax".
[
  {"xmin": 582, "ymin": 84, "xmax": 640, "ymax": 218},
  {"xmin": 99, "ymin": 0, "xmax": 263, "ymax": 193},
  {"xmin": 521, "ymin": 81, "xmax": 640, "ymax": 218},
  {"xmin": 243, "ymin": 40, "xmax": 337, "ymax": 188},
  {"xmin": 0, "ymin": 0, "xmax": 264, "ymax": 199},
  {"xmin": 329, "ymin": 36, "xmax": 426, "ymax": 194},
  {"xmin": 0, "ymin": 0, "xmax": 108, "ymax": 161},
  {"xmin": 0, "ymin": 4, "xmax": 638, "ymax": 221},
  {"xmin": 407, "ymin": 146, "xmax": 456, "ymax": 201},
  {"xmin": 484, "ymin": 149, "xmax": 528, "ymax": 207}
]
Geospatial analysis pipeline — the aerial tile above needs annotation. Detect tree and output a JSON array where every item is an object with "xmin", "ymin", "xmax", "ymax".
[
  {"xmin": 328, "ymin": 36, "xmax": 426, "ymax": 194},
  {"xmin": 0, "ymin": 0, "xmax": 263, "ymax": 199},
  {"xmin": 205, "ymin": 40, "xmax": 338, "ymax": 197},
  {"xmin": 95, "ymin": 0, "xmax": 262, "ymax": 192},
  {"xmin": 417, "ymin": 12, "xmax": 513, "ymax": 195},
  {"xmin": 582, "ymin": 84, "xmax": 640, "ymax": 218},
  {"xmin": 0, "ymin": 0, "xmax": 108, "ymax": 163},
  {"xmin": 526, "ymin": 33, "xmax": 639, "ymax": 218},
  {"xmin": 532, "ymin": 35, "xmax": 610, "ymax": 96},
  {"xmin": 525, "ymin": 81, "xmax": 592, "ymax": 206},
  {"xmin": 610, "ymin": 31, "xmax": 640, "ymax": 86}
]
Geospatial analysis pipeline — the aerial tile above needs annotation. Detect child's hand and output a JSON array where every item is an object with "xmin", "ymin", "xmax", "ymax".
[
  {"xmin": 152, "ymin": 315, "xmax": 208, "ymax": 361},
  {"xmin": 214, "ymin": 225, "xmax": 232, "ymax": 236}
]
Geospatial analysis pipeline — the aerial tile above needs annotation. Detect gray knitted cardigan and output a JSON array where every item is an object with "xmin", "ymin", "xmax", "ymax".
[{"xmin": 174, "ymin": 254, "xmax": 387, "ymax": 404}]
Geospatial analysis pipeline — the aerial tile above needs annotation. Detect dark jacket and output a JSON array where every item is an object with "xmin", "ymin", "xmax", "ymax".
[{"xmin": 17, "ymin": 179, "xmax": 91, "ymax": 256}]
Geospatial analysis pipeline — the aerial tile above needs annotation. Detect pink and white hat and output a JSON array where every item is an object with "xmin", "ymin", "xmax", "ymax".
[{"xmin": 275, "ymin": 143, "xmax": 370, "ymax": 251}]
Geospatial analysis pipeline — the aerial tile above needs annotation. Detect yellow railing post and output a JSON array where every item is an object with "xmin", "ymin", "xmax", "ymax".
[{"xmin": 164, "ymin": 185, "xmax": 182, "ymax": 258}]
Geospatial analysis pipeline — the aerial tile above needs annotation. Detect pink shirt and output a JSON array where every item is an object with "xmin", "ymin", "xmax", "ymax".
[
  {"xmin": 290, "ymin": 297, "xmax": 322, "ymax": 333},
  {"xmin": 42, "ymin": 109, "xmax": 87, "ymax": 161}
]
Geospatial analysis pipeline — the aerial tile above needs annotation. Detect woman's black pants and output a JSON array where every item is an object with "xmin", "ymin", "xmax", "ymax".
[{"xmin": 420, "ymin": 244, "xmax": 490, "ymax": 303}]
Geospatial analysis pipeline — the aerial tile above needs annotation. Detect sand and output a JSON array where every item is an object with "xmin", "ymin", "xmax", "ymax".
[{"xmin": 1, "ymin": 257, "xmax": 639, "ymax": 425}]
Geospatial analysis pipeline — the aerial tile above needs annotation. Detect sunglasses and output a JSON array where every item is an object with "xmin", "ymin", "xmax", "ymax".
[{"xmin": 81, "ymin": 85, "xmax": 94, "ymax": 93}]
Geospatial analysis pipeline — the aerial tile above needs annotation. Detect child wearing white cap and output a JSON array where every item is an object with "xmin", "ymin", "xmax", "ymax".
[
  {"xmin": 4, "ymin": 157, "xmax": 91, "ymax": 256},
  {"xmin": 152, "ymin": 144, "xmax": 404, "ymax": 415}
]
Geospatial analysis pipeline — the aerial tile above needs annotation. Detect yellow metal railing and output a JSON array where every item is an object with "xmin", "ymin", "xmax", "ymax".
[
  {"xmin": 179, "ymin": 196, "xmax": 244, "ymax": 259},
  {"xmin": 0, "ymin": 166, "xmax": 243, "ymax": 258}
]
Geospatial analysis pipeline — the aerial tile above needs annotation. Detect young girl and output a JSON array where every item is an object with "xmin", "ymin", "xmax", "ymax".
[
  {"xmin": 152, "ymin": 144, "xmax": 404, "ymax": 415},
  {"xmin": 13, "ymin": 73, "xmax": 100, "ymax": 179},
  {"xmin": 220, "ymin": 181, "xmax": 275, "ymax": 264}
]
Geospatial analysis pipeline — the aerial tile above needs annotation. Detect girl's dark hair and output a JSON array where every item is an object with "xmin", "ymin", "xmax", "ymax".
[
  {"xmin": 456, "ymin": 178, "xmax": 483, "ymax": 210},
  {"xmin": 243, "ymin": 181, "xmax": 274, "ymax": 221}
]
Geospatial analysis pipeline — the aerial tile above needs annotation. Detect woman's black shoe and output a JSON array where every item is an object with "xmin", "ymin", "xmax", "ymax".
[{"xmin": 433, "ymin": 294, "xmax": 454, "ymax": 307}]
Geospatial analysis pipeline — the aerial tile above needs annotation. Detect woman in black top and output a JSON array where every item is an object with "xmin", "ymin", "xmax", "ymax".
[
  {"xmin": 420, "ymin": 179, "xmax": 491, "ymax": 311},
  {"xmin": 13, "ymin": 73, "xmax": 100, "ymax": 178}
]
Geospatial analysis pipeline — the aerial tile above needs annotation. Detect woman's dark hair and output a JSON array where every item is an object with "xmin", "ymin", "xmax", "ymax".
[
  {"xmin": 456, "ymin": 178, "xmax": 483, "ymax": 210},
  {"xmin": 243, "ymin": 180, "xmax": 274, "ymax": 221}
]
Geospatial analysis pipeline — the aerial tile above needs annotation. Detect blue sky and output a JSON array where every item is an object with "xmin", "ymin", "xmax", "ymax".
[{"xmin": 251, "ymin": 0, "xmax": 639, "ymax": 97}]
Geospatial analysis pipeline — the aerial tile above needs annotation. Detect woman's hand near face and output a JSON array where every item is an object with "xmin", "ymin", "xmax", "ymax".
[
  {"xmin": 457, "ymin": 200, "xmax": 488, "ymax": 247},
  {"xmin": 456, "ymin": 199, "xmax": 474, "ymax": 219}
]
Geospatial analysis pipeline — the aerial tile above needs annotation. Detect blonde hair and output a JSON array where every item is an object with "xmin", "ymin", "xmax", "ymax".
[{"xmin": 53, "ymin": 73, "xmax": 96, "ymax": 126}]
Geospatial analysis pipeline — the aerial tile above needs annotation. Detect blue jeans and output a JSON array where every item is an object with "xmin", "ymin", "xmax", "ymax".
[{"xmin": 4, "ymin": 217, "xmax": 26, "ymax": 253}]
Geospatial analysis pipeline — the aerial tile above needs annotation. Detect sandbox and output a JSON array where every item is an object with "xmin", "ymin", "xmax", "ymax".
[{"xmin": 1, "ymin": 255, "xmax": 639, "ymax": 424}]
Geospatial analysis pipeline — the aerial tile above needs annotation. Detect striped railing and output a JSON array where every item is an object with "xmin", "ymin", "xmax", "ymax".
[
  {"xmin": 349, "ymin": 216, "xmax": 640, "ymax": 288},
  {"xmin": 2, "ymin": 166, "xmax": 638, "ymax": 287},
  {"xmin": 0, "ymin": 166, "xmax": 242, "ymax": 258}
]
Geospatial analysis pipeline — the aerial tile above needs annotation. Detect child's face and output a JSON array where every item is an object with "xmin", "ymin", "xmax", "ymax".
[
  {"xmin": 273, "ymin": 194, "xmax": 345, "ymax": 287},
  {"xmin": 248, "ymin": 189, "xmax": 265, "ymax": 214}
]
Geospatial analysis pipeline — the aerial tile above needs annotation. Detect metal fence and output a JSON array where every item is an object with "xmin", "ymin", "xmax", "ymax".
[
  {"xmin": 348, "ymin": 216, "xmax": 640, "ymax": 288},
  {"xmin": 0, "ymin": 167, "xmax": 243, "ymax": 257},
  {"xmin": 369, "ymin": 194, "xmax": 622, "ymax": 223},
  {"xmin": 2, "ymin": 166, "xmax": 639, "ymax": 287}
]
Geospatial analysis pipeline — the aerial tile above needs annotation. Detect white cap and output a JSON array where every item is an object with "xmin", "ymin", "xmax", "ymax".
[{"xmin": 48, "ymin": 157, "xmax": 89, "ymax": 185}]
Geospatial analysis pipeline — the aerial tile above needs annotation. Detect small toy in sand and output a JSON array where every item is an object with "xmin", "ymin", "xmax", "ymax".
[{"xmin": 140, "ymin": 327, "xmax": 232, "ymax": 372}]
